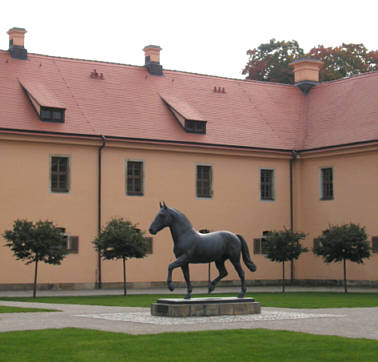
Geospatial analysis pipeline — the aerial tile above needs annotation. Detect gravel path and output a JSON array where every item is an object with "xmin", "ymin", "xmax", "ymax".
[{"xmin": 1, "ymin": 300, "xmax": 377, "ymax": 340}]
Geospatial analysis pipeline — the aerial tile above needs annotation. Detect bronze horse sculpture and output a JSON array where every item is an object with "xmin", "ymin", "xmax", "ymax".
[{"xmin": 149, "ymin": 202, "xmax": 257, "ymax": 299}]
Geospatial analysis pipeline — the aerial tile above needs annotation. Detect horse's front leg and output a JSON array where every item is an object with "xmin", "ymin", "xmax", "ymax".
[
  {"xmin": 181, "ymin": 263, "xmax": 192, "ymax": 299},
  {"xmin": 167, "ymin": 255, "xmax": 189, "ymax": 292}
]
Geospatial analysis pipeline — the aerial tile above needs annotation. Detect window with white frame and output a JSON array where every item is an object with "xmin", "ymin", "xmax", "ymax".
[
  {"xmin": 126, "ymin": 160, "xmax": 144, "ymax": 196},
  {"xmin": 260, "ymin": 169, "xmax": 274, "ymax": 201},
  {"xmin": 196, "ymin": 165, "xmax": 212, "ymax": 198},
  {"xmin": 50, "ymin": 156, "xmax": 70, "ymax": 193},
  {"xmin": 320, "ymin": 167, "xmax": 334, "ymax": 200}
]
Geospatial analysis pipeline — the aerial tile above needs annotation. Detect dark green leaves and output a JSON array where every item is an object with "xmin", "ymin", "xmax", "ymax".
[
  {"xmin": 3, "ymin": 219, "xmax": 67, "ymax": 265},
  {"xmin": 264, "ymin": 229, "xmax": 307, "ymax": 263},
  {"xmin": 313, "ymin": 223, "xmax": 371, "ymax": 264},
  {"xmin": 94, "ymin": 218, "xmax": 149, "ymax": 261}
]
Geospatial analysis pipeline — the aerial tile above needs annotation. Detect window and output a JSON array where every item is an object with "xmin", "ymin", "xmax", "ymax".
[
  {"xmin": 58, "ymin": 227, "xmax": 79, "ymax": 254},
  {"xmin": 260, "ymin": 169, "xmax": 274, "ymax": 201},
  {"xmin": 321, "ymin": 167, "xmax": 334, "ymax": 200},
  {"xmin": 254, "ymin": 231, "xmax": 270, "ymax": 254},
  {"xmin": 372, "ymin": 237, "xmax": 378, "ymax": 253},
  {"xmin": 40, "ymin": 107, "xmax": 65, "ymax": 123},
  {"xmin": 196, "ymin": 165, "xmax": 212, "ymax": 198},
  {"xmin": 127, "ymin": 161, "xmax": 144, "ymax": 196},
  {"xmin": 145, "ymin": 237, "xmax": 153, "ymax": 254},
  {"xmin": 51, "ymin": 156, "xmax": 69, "ymax": 193},
  {"xmin": 185, "ymin": 120, "xmax": 206, "ymax": 134}
]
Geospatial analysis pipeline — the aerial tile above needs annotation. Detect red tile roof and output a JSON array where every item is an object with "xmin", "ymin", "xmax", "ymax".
[{"xmin": 0, "ymin": 50, "xmax": 377, "ymax": 151}]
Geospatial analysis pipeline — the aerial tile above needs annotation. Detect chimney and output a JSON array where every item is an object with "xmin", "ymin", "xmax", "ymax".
[
  {"xmin": 290, "ymin": 58, "xmax": 323, "ymax": 94},
  {"xmin": 143, "ymin": 45, "xmax": 163, "ymax": 76},
  {"xmin": 8, "ymin": 27, "xmax": 27, "ymax": 60}
]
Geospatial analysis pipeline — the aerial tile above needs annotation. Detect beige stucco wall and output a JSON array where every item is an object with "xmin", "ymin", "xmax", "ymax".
[
  {"xmin": 100, "ymin": 142, "xmax": 291, "ymax": 285},
  {"xmin": 0, "ymin": 135, "xmax": 99, "ymax": 285},
  {"xmin": 294, "ymin": 145, "xmax": 378, "ymax": 281},
  {"xmin": 0, "ymin": 133, "xmax": 377, "ymax": 288}
]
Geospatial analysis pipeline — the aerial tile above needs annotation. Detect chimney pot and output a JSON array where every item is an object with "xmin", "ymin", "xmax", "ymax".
[
  {"xmin": 143, "ymin": 45, "xmax": 163, "ymax": 76},
  {"xmin": 289, "ymin": 58, "xmax": 323, "ymax": 94},
  {"xmin": 7, "ymin": 27, "xmax": 27, "ymax": 60}
]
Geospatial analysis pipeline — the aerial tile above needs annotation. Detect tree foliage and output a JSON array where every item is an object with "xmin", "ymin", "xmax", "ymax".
[
  {"xmin": 94, "ymin": 218, "xmax": 149, "ymax": 295},
  {"xmin": 264, "ymin": 229, "xmax": 307, "ymax": 292},
  {"xmin": 243, "ymin": 40, "xmax": 377, "ymax": 83},
  {"xmin": 308, "ymin": 43, "xmax": 378, "ymax": 81},
  {"xmin": 3, "ymin": 219, "xmax": 68, "ymax": 297},
  {"xmin": 313, "ymin": 223, "xmax": 370, "ymax": 293},
  {"xmin": 242, "ymin": 39, "xmax": 304, "ymax": 84}
]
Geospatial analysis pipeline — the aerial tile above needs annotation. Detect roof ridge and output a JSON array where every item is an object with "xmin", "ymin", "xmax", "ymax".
[{"xmin": 0, "ymin": 49, "xmax": 296, "ymax": 87}]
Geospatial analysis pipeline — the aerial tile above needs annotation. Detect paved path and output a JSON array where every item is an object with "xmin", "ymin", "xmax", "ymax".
[{"xmin": 0, "ymin": 299, "xmax": 377, "ymax": 340}]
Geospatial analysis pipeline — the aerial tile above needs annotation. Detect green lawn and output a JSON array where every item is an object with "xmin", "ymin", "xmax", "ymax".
[
  {"xmin": 1, "ymin": 292, "xmax": 378, "ymax": 308},
  {"xmin": 0, "ymin": 328, "xmax": 377, "ymax": 361},
  {"xmin": 0, "ymin": 305, "xmax": 58, "ymax": 313}
]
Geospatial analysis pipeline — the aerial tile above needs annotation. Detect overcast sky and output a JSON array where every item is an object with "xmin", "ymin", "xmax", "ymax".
[{"xmin": 1, "ymin": 0, "xmax": 377, "ymax": 79}]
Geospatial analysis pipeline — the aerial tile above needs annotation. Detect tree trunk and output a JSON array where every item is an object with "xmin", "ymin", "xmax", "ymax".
[
  {"xmin": 290, "ymin": 259, "xmax": 294, "ymax": 284},
  {"xmin": 123, "ymin": 257, "xmax": 127, "ymax": 296},
  {"xmin": 33, "ymin": 259, "xmax": 38, "ymax": 298},
  {"xmin": 282, "ymin": 261, "xmax": 286, "ymax": 293},
  {"xmin": 343, "ymin": 257, "xmax": 347, "ymax": 294}
]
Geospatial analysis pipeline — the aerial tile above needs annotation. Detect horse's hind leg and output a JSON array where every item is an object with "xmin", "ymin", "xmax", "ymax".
[
  {"xmin": 181, "ymin": 264, "xmax": 192, "ymax": 299},
  {"xmin": 208, "ymin": 260, "xmax": 228, "ymax": 294},
  {"xmin": 231, "ymin": 259, "xmax": 246, "ymax": 298}
]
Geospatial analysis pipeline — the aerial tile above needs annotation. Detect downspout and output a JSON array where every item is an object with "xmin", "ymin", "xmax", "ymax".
[
  {"xmin": 97, "ymin": 135, "xmax": 106, "ymax": 289},
  {"xmin": 290, "ymin": 150, "xmax": 298, "ymax": 282}
]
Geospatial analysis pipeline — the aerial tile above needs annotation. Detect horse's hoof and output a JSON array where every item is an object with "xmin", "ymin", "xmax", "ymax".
[
  {"xmin": 208, "ymin": 283, "xmax": 215, "ymax": 293},
  {"xmin": 237, "ymin": 292, "xmax": 245, "ymax": 298},
  {"xmin": 184, "ymin": 294, "xmax": 191, "ymax": 300},
  {"xmin": 168, "ymin": 283, "xmax": 175, "ymax": 292}
]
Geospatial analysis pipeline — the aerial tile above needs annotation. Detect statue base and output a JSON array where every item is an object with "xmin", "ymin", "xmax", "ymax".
[{"xmin": 151, "ymin": 297, "xmax": 261, "ymax": 317}]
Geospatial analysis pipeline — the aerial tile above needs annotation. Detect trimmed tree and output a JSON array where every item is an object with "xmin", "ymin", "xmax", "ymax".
[
  {"xmin": 94, "ymin": 218, "xmax": 149, "ymax": 296},
  {"xmin": 3, "ymin": 219, "xmax": 68, "ymax": 298},
  {"xmin": 313, "ymin": 223, "xmax": 370, "ymax": 293},
  {"xmin": 264, "ymin": 229, "xmax": 307, "ymax": 292}
]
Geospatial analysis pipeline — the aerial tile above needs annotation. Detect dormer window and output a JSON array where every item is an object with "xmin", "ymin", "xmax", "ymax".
[
  {"xmin": 161, "ymin": 94, "xmax": 207, "ymax": 135},
  {"xmin": 40, "ymin": 107, "xmax": 65, "ymax": 123},
  {"xmin": 19, "ymin": 79, "xmax": 66, "ymax": 123},
  {"xmin": 185, "ymin": 119, "xmax": 206, "ymax": 134}
]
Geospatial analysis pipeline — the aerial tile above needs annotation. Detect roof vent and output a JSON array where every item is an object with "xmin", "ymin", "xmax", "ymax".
[
  {"xmin": 289, "ymin": 58, "xmax": 323, "ymax": 94},
  {"xmin": 143, "ymin": 45, "xmax": 163, "ymax": 76},
  {"xmin": 8, "ymin": 27, "xmax": 27, "ymax": 60}
]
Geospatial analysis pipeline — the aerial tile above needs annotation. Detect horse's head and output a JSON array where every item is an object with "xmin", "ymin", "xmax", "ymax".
[{"xmin": 149, "ymin": 202, "xmax": 173, "ymax": 235}]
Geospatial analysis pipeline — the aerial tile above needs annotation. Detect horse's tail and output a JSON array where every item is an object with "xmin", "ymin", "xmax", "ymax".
[{"xmin": 237, "ymin": 234, "xmax": 257, "ymax": 272}]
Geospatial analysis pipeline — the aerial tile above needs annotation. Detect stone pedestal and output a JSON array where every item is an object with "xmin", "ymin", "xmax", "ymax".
[{"xmin": 151, "ymin": 297, "xmax": 261, "ymax": 317}]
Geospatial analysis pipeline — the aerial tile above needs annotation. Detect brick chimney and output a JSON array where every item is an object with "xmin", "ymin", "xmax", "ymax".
[
  {"xmin": 290, "ymin": 58, "xmax": 323, "ymax": 94},
  {"xmin": 143, "ymin": 45, "xmax": 163, "ymax": 76},
  {"xmin": 8, "ymin": 27, "xmax": 27, "ymax": 60}
]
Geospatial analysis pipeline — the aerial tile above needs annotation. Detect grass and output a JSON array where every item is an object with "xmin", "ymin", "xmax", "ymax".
[
  {"xmin": 0, "ymin": 328, "xmax": 377, "ymax": 361},
  {"xmin": 1, "ymin": 292, "xmax": 378, "ymax": 309},
  {"xmin": 0, "ymin": 305, "xmax": 58, "ymax": 313}
]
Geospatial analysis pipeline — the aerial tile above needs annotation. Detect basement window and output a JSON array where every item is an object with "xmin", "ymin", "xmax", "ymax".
[
  {"xmin": 254, "ymin": 231, "xmax": 271, "ymax": 255},
  {"xmin": 372, "ymin": 237, "xmax": 378, "ymax": 253}
]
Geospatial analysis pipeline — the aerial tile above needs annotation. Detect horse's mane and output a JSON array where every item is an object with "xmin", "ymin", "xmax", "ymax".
[{"xmin": 168, "ymin": 207, "xmax": 193, "ymax": 228}]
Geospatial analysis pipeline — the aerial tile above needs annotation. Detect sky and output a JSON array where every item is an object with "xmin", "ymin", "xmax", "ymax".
[{"xmin": 1, "ymin": 0, "xmax": 377, "ymax": 79}]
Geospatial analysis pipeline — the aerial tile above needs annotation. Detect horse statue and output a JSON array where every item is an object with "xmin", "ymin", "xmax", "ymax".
[{"xmin": 149, "ymin": 202, "xmax": 257, "ymax": 299}]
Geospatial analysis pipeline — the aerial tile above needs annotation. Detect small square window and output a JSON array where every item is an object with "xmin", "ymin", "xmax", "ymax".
[
  {"xmin": 197, "ymin": 165, "xmax": 212, "ymax": 198},
  {"xmin": 127, "ymin": 161, "xmax": 144, "ymax": 196},
  {"xmin": 321, "ymin": 168, "xmax": 334, "ymax": 200},
  {"xmin": 51, "ymin": 156, "xmax": 69, "ymax": 193},
  {"xmin": 260, "ymin": 169, "xmax": 274, "ymax": 201}
]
